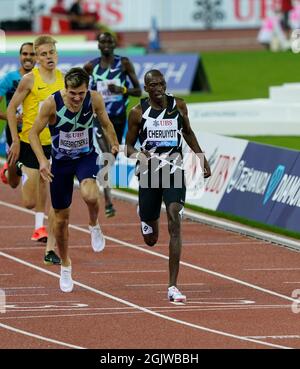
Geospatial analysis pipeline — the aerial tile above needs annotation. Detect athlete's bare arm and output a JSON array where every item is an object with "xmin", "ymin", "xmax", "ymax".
[
  {"xmin": 125, "ymin": 104, "xmax": 141, "ymax": 158},
  {"xmin": 29, "ymin": 96, "xmax": 56, "ymax": 182},
  {"xmin": 91, "ymin": 91, "xmax": 119, "ymax": 155},
  {"xmin": 6, "ymin": 73, "xmax": 34, "ymax": 165},
  {"xmin": 125, "ymin": 104, "xmax": 151, "ymax": 164},
  {"xmin": 107, "ymin": 57, "xmax": 141, "ymax": 97},
  {"xmin": 83, "ymin": 61, "xmax": 93, "ymax": 75},
  {"xmin": 0, "ymin": 95, "xmax": 23, "ymax": 123},
  {"xmin": 121, "ymin": 57, "xmax": 142, "ymax": 96},
  {"xmin": 176, "ymin": 97, "xmax": 211, "ymax": 178}
]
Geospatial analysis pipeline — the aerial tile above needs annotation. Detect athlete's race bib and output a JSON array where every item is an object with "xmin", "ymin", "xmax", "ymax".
[
  {"xmin": 59, "ymin": 129, "xmax": 89, "ymax": 153},
  {"xmin": 147, "ymin": 118, "xmax": 178, "ymax": 147},
  {"xmin": 96, "ymin": 79, "xmax": 122, "ymax": 103}
]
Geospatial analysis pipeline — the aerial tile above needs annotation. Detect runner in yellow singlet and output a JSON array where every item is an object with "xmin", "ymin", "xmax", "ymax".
[{"xmin": 7, "ymin": 35, "xmax": 63, "ymax": 265}]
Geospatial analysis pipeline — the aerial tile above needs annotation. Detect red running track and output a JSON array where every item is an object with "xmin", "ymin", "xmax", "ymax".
[{"xmin": 0, "ymin": 182, "xmax": 300, "ymax": 349}]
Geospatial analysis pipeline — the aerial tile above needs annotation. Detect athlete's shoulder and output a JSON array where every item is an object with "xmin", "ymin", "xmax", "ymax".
[
  {"xmin": 174, "ymin": 95, "xmax": 185, "ymax": 106},
  {"xmin": 89, "ymin": 57, "xmax": 101, "ymax": 67},
  {"xmin": 129, "ymin": 102, "xmax": 142, "ymax": 117},
  {"xmin": 173, "ymin": 96, "xmax": 187, "ymax": 116},
  {"xmin": 42, "ymin": 94, "xmax": 56, "ymax": 111},
  {"xmin": 6, "ymin": 70, "xmax": 21, "ymax": 80},
  {"xmin": 19, "ymin": 71, "xmax": 34, "ymax": 88},
  {"xmin": 120, "ymin": 55, "xmax": 133, "ymax": 68},
  {"xmin": 90, "ymin": 90, "xmax": 103, "ymax": 105},
  {"xmin": 120, "ymin": 55, "xmax": 130, "ymax": 62},
  {"xmin": 0, "ymin": 70, "xmax": 20, "ymax": 84}
]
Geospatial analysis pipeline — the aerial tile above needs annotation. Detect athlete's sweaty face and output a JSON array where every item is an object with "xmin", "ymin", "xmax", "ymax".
[
  {"xmin": 19, "ymin": 44, "xmax": 36, "ymax": 72},
  {"xmin": 144, "ymin": 74, "xmax": 167, "ymax": 103},
  {"xmin": 98, "ymin": 34, "xmax": 116, "ymax": 56},
  {"xmin": 66, "ymin": 83, "xmax": 88, "ymax": 111},
  {"xmin": 36, "ymin": 43, "xmax": 58, "ymax": 70}
]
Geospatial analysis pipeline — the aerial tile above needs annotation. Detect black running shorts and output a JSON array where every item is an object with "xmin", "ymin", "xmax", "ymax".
[
  {"xmin": 19, "ymin": 141, "xmax": 51, "ymax": 169},
  {"xmin": 138, "ymin": 184, "xmax": 186, "ymax": 222}
]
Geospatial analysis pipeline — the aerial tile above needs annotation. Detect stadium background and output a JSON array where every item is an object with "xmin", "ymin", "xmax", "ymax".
[{"xmin": 1, "ymin": 0, "xmax": 300, "ymax": 238}]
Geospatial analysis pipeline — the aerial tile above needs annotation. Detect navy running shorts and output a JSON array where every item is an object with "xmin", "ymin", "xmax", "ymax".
[{"xmin": 50, "ymin": 151, "xmax": 99, "ymax": 209}]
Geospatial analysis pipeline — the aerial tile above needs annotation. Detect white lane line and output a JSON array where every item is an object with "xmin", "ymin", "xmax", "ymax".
[
  {"xmin": 8, "ymin": 304, "xmax": 271, "ymax": 312},
  {"xmin": 0, "ymin": 304, "xmax": 294, "ymax": 322},
  {"xmin": 284, "ymin": 282, "xmax": 300, "ymax": 284},
  {"xmin": 0, "ymin": 322, "xmax": 85, "ymax": 349},
  {"xmin": 246, "ymin": 335, "xmax": 300, "ymax": 340},
  {"xmin": 0, "ymin": 251, "xmax": 293, "ymax": 349}
]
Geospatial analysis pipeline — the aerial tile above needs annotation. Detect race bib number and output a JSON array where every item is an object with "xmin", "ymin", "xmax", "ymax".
[
  {"xmin": 59, "ymin": 130, "xmax": 89, "ymax": 153},
  {"xmin": 96, "ymin": 79, "xmax": 122, "ymax": 103},
  {"xmin": 147, "ymin": 119, "xmax": 178, "ymax": 147}
]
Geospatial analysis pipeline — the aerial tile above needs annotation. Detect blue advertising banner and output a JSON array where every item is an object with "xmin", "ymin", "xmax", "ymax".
[
  {"xmin": 266, "ymin": 154, "xmax": 300, "ymax": 233},
  {"xmin": 217, "ymin": 142, "xmax": 300, "ymax": 228},
  {"xmin": 0, "ymin": 53, "xmax": 209, "ymax": 94}
]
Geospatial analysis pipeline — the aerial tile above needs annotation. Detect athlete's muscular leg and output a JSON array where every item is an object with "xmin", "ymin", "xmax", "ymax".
[
  {"xmin": 20, "ymin": 166, "xmax": 43, "ymax": 209},
  {"xmin": 45, "ymin": 207, "xmax": 56, "ymax": 253},
  {"xmin": 7, "ymin": 163, "xmax": 21, "ymax": 189},
  {"xmin": 54, "ymin": 207, "xmax": 70, "ymax": 266},
  {"xmin": 80, "ymin": 178, "xmax": 101, "ymax": 226},
  {"xmin": 35, "ymin": 173, "xmax": 48, "ymax": 213},
  {"xmin": 166, "ymin": 202, "xmax": 183, "ymax": 287}
]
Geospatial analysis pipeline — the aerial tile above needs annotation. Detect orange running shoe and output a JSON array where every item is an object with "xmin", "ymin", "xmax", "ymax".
[
  {"xmin": 0, "ymin": 162, "xmax": 8, "ymax": 184},
  {"xmin": 31, "ymin": 226, "xmax": 48, "ymax": 243}
]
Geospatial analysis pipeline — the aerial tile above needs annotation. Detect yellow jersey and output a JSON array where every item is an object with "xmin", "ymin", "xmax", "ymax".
[{"xmin": 20, "ymin": 67, "xmax": 64, "ymax": 145}]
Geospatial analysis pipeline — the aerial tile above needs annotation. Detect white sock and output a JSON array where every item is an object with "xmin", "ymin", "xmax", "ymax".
[{"xmin": 35, "ymin": 212, "xmax": 44, "ymax": 230}]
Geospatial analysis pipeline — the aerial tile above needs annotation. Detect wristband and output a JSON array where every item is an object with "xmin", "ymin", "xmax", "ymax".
[{"xmin": 123, "ymin": 86, "xmax": 128, "ymax": 95}]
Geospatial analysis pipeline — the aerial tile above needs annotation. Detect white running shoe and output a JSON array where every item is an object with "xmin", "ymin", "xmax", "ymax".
[
  {"xmin": 89, "ymin": 222, "xmax": 105, "ymax": 252},
  {"xmin": 60, "ymin": 265, "xmax": 73, "ymax": 293},
  {"xmin": 168, "ymin": 286, "xmax": 186, "ymax": 303}
]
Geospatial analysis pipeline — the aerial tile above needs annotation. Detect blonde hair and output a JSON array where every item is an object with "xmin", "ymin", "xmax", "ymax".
[{"xmin": 33, "ymin": 35, "xmax": 57, "ymax": 53}]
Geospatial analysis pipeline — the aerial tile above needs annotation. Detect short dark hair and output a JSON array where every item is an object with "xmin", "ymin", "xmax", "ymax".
[
  {"xmin": 64, "ymin": 67, "xmax": 90, "ymax": 89},
  {"xmin": 19, "ymin": 42, "xmax": 34, "ymax": 54},
  {"xmin": 97, "ymin": 32, "xmax": 116, "ymax": 43},
  {"xmin": 144, "ymin": 69, "xmax": 163, "ymax": 84}
]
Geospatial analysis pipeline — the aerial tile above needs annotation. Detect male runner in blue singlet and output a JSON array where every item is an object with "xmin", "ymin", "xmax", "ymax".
[
  {"xmin": 84, "ymin": 32, "xmax": 141, "ymax": 217},
  {"xmin": 29, "ymin": 67, "xmax": 119, "ymax": 292}
]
